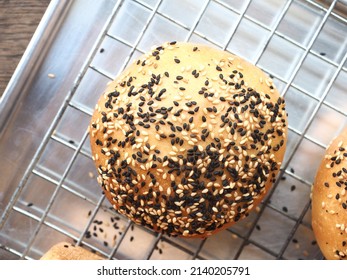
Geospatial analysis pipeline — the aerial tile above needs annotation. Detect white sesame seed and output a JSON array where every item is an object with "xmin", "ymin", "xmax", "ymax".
[{"xmin": 176, "ymin": 189, "xmax": 183, "ymax": 194}]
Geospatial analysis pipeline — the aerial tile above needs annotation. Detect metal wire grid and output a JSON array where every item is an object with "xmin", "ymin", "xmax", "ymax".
[{"xmin": 1, "ymin": 0, "xmax": 347, "ymax": 260}]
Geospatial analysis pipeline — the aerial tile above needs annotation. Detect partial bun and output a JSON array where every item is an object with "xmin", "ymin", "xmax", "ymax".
[
  {"xmin": 312, "ymin": 127, "xmax": 347, "ymax": 259},
  {"xmin": 89, "ymin": 42, "xmax": 287, "ymax": 238},
  {"xmin": 40, "ymin": 242, "xmax": 104, "ymax": 260}
]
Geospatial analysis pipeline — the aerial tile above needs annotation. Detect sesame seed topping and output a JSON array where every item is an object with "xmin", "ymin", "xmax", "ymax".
[{"xmin": 90, "ymin": 42, "xmax": 287, "ymax": 237}]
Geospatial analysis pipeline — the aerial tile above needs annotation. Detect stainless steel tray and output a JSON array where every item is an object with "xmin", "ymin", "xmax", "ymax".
[{"xmin": 0, "ymin": 0, "xmax": 347, "ymax": 260}]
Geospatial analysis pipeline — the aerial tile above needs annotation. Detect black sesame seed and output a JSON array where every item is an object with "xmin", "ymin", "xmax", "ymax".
[
  {"xmin": 158, "ymin": 88, "xmax": 166, "ymax": 97},
  {"xmin": 174, "ymin": 58, "xmax": 180, "ymax": 64}
]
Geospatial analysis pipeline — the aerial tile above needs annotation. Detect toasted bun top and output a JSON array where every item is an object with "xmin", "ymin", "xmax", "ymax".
[
  {"xmin": 312, "ymin": 127, "xmax": 347, "ymax": 259},
  {"xmin": 40, "ymin": 242, "xmax": 104, "ymax": 260},
  {"xmin": 90, "ymin": 42, "xmax": 287, "ymax": 237}
]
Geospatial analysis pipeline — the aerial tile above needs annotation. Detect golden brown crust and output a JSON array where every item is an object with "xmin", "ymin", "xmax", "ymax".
[
  {"xmin": 312, "ymin": 127, "xmax": 347, "ymax": 260},
  {"xmin": 40, "ymin": 242, "xmax": 104, "ymax": 260},
  {"xmin": 89, "ymin": 42, "xmax": 287, "ymax": 238}
]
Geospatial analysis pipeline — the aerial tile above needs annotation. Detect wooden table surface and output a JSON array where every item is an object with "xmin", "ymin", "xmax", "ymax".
[{"xmin": 0, "ymin": 0, "xmax": 51, "ymax": 96}]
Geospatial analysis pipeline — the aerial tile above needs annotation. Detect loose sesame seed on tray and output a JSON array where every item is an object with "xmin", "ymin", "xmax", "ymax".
[{"xmin": 89, "ymin": 41, "xmax": 287, "ymax": 238}]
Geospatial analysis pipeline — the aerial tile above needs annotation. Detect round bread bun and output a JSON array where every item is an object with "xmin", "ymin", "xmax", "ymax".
[
  {"xmin": 89, "ymin": 41, "xmax": 287, "ymax": 238},
  {"xmin": 312, "ymin": 127, "xmax": 347, "ymax": 259},
  {"xmin": 40, "ymin": 242, "xmax": 104, "ymax": 260}
]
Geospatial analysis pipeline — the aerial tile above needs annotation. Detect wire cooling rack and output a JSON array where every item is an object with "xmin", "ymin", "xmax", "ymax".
[{"xmin": 0, "ymin": 0, "xmax": 347, "ymax": 260}]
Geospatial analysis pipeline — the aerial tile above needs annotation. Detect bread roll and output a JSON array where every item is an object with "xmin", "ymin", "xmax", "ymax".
[
  {"xmin": 89, "ymin": 42, "xmax": 287, "ymax": 238},
  {"xmin": 312, "ymin": 127, "xmax": 347, "ymax": 260},
  {"xmin": 40, "ymin": 242, "xmax": 104, "ymax": 260}
]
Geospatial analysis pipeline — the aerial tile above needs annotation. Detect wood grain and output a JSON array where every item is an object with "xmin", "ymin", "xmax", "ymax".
[{"xmin": 0, "ymin": 0, "xmax": 50, "ymax": 96}]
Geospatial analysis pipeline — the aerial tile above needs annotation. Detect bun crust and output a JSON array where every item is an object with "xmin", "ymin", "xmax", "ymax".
[
  {"xmin": 312, "ymin": 127, "xmax": 347, "ymax": 259},
  {"xmin": 40, "ymin": 242, "xmax": 104, "ymax": 260},
  {"xmin": 89, "ymin": 42, "xmax": 287, "ymax": 238}
]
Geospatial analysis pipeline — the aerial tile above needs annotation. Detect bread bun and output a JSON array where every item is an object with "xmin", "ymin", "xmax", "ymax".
[
  {"xmin": 40, "ymin": 242, "xmax": 104, "ymax": 260},
  {"xmin": 312, "ymin": 127, "xmax": 347, "ymax": 259},
  {"xmin": 89, "ymin": 42, "xmax": 287, "ymax": 238}
]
